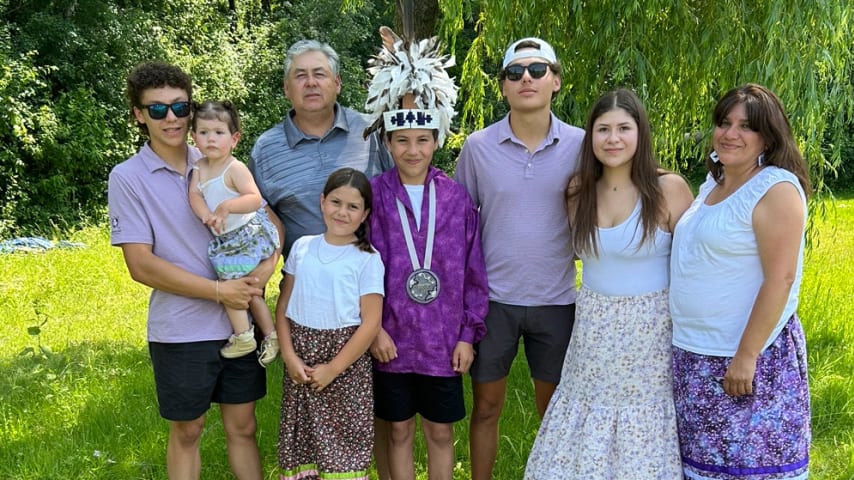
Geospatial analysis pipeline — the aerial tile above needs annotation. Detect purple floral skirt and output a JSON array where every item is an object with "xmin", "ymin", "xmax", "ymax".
[{"xmin": 672, "ymin": 316, "xmax": 810, "ymax": 479}]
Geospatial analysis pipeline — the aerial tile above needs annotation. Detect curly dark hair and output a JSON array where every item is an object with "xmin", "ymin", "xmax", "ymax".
[{"xmin": 126, "ymin": 62, "xmax": 193, "ymax": 136}]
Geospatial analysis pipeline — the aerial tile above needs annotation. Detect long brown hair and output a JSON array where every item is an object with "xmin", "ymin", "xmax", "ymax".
[
  {"xmin": 568, "ymin": 88, "xmax": 664, "ymax": 257},
  {"xmin": 709, "ymin": 84, "xmax": 811, "ymax": 196},
  {"xmin": 323, "ymin": 168, "xmax": 375, "ymax": 253}
]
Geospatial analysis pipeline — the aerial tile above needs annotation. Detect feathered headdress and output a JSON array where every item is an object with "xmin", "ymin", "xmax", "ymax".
[{"xmin": 363, "ymin": 26, "xmax": 458, "ymax": 146}]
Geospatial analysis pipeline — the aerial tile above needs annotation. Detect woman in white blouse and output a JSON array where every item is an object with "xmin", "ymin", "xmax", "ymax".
[{"xmin": 670, "ymin": 84, "xmax": 812, "ymax": 480}]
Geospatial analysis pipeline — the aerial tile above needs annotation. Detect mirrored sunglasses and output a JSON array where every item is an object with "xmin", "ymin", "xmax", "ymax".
[
  {"xmin": 502, "ymin": 62, "xmax": 551, "ymax": 82},
  {"xmin": 140, "ymin": 101, "xmax": 192, "ymax": 120}
]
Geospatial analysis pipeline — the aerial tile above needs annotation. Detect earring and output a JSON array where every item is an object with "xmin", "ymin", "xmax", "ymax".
[
  {"xmin": 758, "ymin": 152, "xmax": 766, "ymax": 166},
  {"xmin": 710, "ymin": 151, "xmax": 720, "ymax": 163}
]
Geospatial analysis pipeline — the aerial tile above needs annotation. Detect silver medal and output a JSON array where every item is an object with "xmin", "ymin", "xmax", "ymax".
[{"xmin": 407, "ymin": 268, "xmax": 440, "ymax": 304}]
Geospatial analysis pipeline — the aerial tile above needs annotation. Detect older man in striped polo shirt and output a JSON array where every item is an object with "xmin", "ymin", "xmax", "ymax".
[{"xmin": 250, "ymin": 39, "xmax": 392, "ymax": 257}]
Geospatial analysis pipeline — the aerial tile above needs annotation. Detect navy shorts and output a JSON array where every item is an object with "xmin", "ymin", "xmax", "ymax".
[
  {"xmin": 470, "ymin": 302, "xmax": 575, "ymax": 384},
  {"xmin": 149, "ymin": 340, "xmax": 266, "ymax": 421},
  {"xmin": 373, "ymin": 371, "xmax": 465, "ymax": 424}
]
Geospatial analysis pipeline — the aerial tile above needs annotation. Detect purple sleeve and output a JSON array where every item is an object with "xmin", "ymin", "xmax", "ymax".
[
  {"xmin": 108, "ymin": 167, "xmax": 153, "ymax": 246},
  {"xmin": 459, "ymin": 192, "xmax": 488, "ymax": 344},
  {"xmin": 454, "ymin": 141, "xmax": 479, "ymax": 206}
]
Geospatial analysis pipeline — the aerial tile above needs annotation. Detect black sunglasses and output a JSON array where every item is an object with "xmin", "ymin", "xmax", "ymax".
[
  {"xmin": 140, "ymin": 101, "xmax": 192, "ymax": 120},
  {"xmin": 502, "ymin": 62, "xmax": 551, "ymax": 81}
]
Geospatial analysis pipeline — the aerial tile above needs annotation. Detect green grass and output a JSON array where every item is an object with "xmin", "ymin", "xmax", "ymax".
[
  {"xmin": 800, "ymin": 194, "xmax": 854, "ymax": 480},
  {"xmin": 2, "ymin": 196, "xmax": 853, "ymax": 479}
]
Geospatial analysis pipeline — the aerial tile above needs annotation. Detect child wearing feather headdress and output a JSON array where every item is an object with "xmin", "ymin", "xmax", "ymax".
[{"xmin": 364, "ymin": 26, "xmax": 489, "ymax": 480}]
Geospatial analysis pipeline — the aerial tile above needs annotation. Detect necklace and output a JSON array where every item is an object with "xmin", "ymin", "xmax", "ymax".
[
  {"xmin": 604, "ymin": 183, "xmax": 633, "ymax": 192},
  {"xmin": 396, "ymin": 180, "xmax": 440, "ymax": 304},
  {"xmin": 315, "ymin": 237, "xmax": 350, "ymax": 264}
]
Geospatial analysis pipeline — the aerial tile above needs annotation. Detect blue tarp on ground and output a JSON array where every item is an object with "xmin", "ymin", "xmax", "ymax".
[{"xmin": 0, "ymin": 237, "xmax": 87, "ymax": 254}]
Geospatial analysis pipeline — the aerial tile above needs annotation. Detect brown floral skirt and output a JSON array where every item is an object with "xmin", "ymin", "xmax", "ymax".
[{"xmin": 278, "ymin": 321, "xmax": 373, "ymax": 480}]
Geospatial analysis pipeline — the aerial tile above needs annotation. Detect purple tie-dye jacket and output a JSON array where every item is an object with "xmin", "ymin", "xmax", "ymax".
[{"xmin": 369, "ymin": 166, "xmax": 488, "ymax": 377}]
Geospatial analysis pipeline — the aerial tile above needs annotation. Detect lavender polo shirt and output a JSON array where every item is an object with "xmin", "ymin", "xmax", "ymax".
[
  {"xmin": 369, "ymin": 167, "xmax": 488, "ymax": 377},
  {"xmin": 108, "ymin": 143, "xmax": 232, "ymax": 343},
  {"xmin": 455, "ymin": 113, "xmax": 584, "ymax": 306},
  {"xmin": 249, "ymin": 104, "xmax": 392, "ymax": 257}
]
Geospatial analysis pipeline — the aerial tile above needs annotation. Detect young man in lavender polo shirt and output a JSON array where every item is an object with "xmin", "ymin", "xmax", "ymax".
[
  {"xmin": 108, "ymin": 62, "xmax": 281, "ymax": 480},
  {"xmin": 454, "ymin": 37, "xmax": 584, "ymax": 480}
]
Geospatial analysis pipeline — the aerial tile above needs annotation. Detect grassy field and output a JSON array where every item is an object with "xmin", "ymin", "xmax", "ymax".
[{"xmin": 1, "ymin": 195, "xmax": 853, "ymax": 479}]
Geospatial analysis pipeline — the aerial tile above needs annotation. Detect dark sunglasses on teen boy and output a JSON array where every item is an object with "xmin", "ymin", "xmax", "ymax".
[
  {"xmin": 502, "ymin": 62, "xmax": 551, "ymax": 82},
  {"xmin": 139, "ymin": 101, "xmax": 192, "ymax": 120}
]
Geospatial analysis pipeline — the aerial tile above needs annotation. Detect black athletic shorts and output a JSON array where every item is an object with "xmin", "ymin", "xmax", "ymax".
[{"xmin": 149, "ymin": 340, "xmax": 266, "ymax": 421}]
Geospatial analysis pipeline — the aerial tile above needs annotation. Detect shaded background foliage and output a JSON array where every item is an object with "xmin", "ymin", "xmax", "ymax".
[
  {"xmin": 1, "ymin": 0, "xmax": 852, "ymax": 238},
  {"xmin": 0, "ymin": 0, "xmax": 391, "ymax": 237}
]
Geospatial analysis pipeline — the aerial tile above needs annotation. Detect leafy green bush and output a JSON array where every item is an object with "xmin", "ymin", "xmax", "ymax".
[
  {"xmin": 4, "ymin": 0, "xmax": 850, "ymax": 236},
  {"xmin": 0, "ymin": 45, "xmax": 57, "ymax": 237},
  {"xmin": 0, "ymin": 0, "xmax": 390, "ymax": 236}
]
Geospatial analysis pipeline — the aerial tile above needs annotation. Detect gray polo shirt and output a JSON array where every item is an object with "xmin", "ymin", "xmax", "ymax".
[
  {"xmin": 108, "ymin": 143, "xmax": 232, "ymax": 342},
  {"xmin": 249, "ymin": 104, "xmax": 391, "ymax": 256}
]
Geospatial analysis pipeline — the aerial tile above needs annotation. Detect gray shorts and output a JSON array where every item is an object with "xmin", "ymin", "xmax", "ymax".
[{"xmin": 470, "ymin": 301, "xmax": 575, "ymax": 384}]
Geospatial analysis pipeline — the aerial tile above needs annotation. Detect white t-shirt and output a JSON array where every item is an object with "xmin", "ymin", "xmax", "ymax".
[
  {"xmin": 404, "ymin": 184, "xmax": 425, "ymax": 230},
  {"xmin": 284, "ymin": 234, "xmax": 385, "ymax": 329}
]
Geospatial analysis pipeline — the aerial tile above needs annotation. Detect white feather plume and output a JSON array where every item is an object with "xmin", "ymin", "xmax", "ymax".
[{"xmin": 364, "ymin": 27, "xmax": 458, "ymax": 146}]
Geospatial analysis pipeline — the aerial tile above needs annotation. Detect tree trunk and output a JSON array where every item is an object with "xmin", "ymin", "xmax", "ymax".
[{"xmin": 394, "ymin": 0, "xmax": 439, "ymax": 40}]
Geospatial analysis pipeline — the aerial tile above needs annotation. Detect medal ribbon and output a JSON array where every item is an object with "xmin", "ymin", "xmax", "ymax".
[{"xmin": 395, "ymin": 180, "xmax": 436, "ymax": 272}]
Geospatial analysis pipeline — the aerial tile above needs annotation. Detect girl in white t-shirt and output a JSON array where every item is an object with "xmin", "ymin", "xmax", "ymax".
[{"xmin": 274, "ymin": 167, "xmax": 385, "ymax": 480}]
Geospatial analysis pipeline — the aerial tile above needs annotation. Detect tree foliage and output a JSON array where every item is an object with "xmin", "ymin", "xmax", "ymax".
[
  {"xmin": 439, "ymin": 1, "xmax": 853, "ymax": 194},
  {"xmin": 0, "ymin": 0, "xmax": 390, "ymax": 237},
  {"xmin": 1, "ymin": 0, "xmax": 852, "ymax": 237}
]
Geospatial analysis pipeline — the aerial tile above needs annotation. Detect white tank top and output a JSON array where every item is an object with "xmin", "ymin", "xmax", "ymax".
[
  {"xmin": 197, "ymin": 161, "xmax": 256, "ymax": 235},
  {"xmin": 580, "ymin": 200, "xmax": 672, "ymax": 296},
  {"xmin": 670, "ymin": 167, "xmax": 806, "ymax": 356}
]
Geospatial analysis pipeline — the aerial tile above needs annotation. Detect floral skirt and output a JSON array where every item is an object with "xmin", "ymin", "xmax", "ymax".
[
  {"xmin": 278, "ymin": 321, "xmax": 373, "ymax": 480},
  {"xmin": 208, "ymin": 208, "xmax": 279, "ymax": 280},
  {"xmin": 672, "ymin": 315, "xmax": 810, "ymax": 480},
  {"xmin": 525, "ymin": 287, "xmax": 682, "ymax": 479}
]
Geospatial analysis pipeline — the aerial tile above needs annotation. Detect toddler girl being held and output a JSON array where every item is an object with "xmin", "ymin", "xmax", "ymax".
[{"xmin": 188, "ymin": 100, "xmax": 281, "ymax": 365}]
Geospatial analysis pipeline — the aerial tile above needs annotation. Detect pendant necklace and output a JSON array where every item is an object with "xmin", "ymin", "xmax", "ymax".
[{"xmin": 396, "ymin": 181, "xmax": 440, "ymax": 304}]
